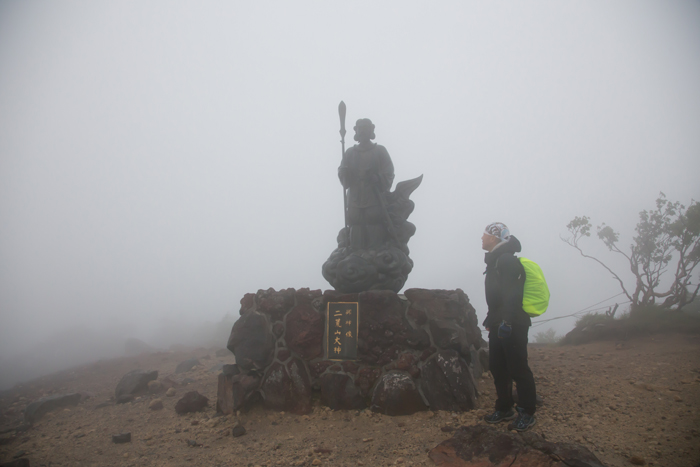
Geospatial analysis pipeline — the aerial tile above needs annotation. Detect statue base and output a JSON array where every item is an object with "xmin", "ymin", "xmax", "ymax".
[
  {"xmin": 321, "ymin": 245, "xmax": 413, "ymax": 293},
  {"xmin": 218, "ymin": 287, "xmax": 487, "ymax": 416}
]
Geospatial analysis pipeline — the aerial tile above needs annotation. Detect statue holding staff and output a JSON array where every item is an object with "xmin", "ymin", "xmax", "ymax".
[
  {"xmin": 339, "ymin": 118, "xmax": 395, "ymax": 249},
  {"xmin": 323, "ymin": 103, "xmax": 422, "ymax": 293}
]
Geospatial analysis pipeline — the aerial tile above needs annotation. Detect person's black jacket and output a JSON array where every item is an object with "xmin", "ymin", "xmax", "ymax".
[{"xmin": 482, "ymin": 236, "xmax": 531, "ymax": 330}]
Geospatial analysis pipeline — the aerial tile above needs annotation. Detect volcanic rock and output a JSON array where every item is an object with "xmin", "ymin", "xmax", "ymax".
[
  {"xmin": 148, "ymin": 399, "xmax": 163, "ymax": 410},
  {"xmin": 370, "ymin": 371, "xmax": 426, "ymax": 416},
  {"xmin": 429, "ymin": 425, "xmax": 605, "ymax": 467},
  {"xmin": 114, "ymin": 369, "xmax": 158, "ymax": 398},
  {"xmin": 231, "ymin": 423, "xmax": 246, "ymax": 437},
  {"xmin": 256, "ymin": 287, "xmax": 296, "ymax": 322},
  {"xmin": 175, "ymin": 358, "xmax": 200, "ymax": 374},
  {"xmin": 260, "ymin": 359, "xmax": 312, "ymax": 414},
  {"xmin": 421, "ymin": 350, "xmax": 477, "ymax": 411},
  {"xmin": 23, "ymin": 393, "xmax": 82, "ymax": 424},
  {"xmin": 226, "ymin": 311, "xmax": 275, "ymax": 371},
  {"xmin": 320, "ymin": 373, "xmax": 366, "ymax": 410},
  {"xmin": 285, "ymin": 302, "xmax": 324, "ymax": 360},
  {"xmin": 174, "ymin": 391, "xmax": 209, "ymax": 414}
]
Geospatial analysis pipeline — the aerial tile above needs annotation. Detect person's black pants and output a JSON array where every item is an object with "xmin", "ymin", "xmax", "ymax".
[{"xmin": 488, "ymin": 325, "xmax": 537, "ymax": 415}]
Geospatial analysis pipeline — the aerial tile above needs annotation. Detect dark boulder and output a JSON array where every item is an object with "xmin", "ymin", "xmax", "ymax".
[
  {"xmin": 260, "ymin": 359, "xmax": 312, "ymax": 414},
  {"xmin": 175, "ymin": 358, "xmax": 200, "ymax": 374},
  {"xmin": 115, "ymin": 370, "xmax": 158, "ymax": 398},
  {"xmin": 227, "ymin": 312, "xmax": 275, "ymax": 371},
  {"xmin": 175, "ymin": 391, "xmax": 209, "ymax": 414},
  {"xmin": 231, "ymin": 423, "xmax": 246, "ymax": 437},
  {"xmin": 370, "ymin": 371, "xmax": 426, "ymax": 416},
  {"xmin": 320, "ymin": 374, "xmax": 366, "ymax": 410},
  {"xmin": 24, "ymin": 393, "xmax": 81, "ymax": 424},
  {"xmin": 420, "ymin": 350, "xmax": 477, "ymax": 411},
  {"xmin": 429, "ymin": 425, "xmax": 605, "ymax": 467},
  {"xmin": 217, "ymin": 371, "xmax": 261, "ymax": 415}
]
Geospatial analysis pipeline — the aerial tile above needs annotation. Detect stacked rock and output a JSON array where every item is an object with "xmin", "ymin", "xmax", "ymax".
[{"xmin": 218, "ymin": 287, "xmax": 485, "ymax": 416}]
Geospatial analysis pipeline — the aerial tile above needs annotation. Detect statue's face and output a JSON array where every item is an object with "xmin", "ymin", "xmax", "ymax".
[{"xmin": 355, "ymin": 121, "xmax": 373, "ymax": 141}]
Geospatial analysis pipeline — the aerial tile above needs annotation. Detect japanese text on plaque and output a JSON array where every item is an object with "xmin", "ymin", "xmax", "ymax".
[{"xmin": 326, "ymin": 302, "xmax": 358, "ymax": 360}]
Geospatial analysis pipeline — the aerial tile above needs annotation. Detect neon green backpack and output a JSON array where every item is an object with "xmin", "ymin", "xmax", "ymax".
[{"xmin": 518, "ymin": 257, "xmax": 550, "ymax": 317}]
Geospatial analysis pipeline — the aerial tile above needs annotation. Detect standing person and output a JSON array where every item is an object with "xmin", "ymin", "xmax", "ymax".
[{"xmin": 481, "ymin": 222, "xmax": 537, "ymax": 431}]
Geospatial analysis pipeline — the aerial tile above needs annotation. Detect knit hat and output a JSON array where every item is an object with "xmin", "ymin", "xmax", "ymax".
[{"xmin": 484, "ymin": 222, "xmax": 511, "ymax": 242}]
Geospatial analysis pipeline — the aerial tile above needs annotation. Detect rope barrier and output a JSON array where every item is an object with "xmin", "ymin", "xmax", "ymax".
[{"xmin": 530, "ymin": 291, "xmax": 629, "ymax": 328}]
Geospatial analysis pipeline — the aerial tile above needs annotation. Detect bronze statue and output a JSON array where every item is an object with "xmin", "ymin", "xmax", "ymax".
[
  {"xmin": 323, "ymin": 104, "xmax": 422, "ymax": 293},
  {"xmin": 339, "ymin": 118, "xmax": 395, "ymax": 249}
]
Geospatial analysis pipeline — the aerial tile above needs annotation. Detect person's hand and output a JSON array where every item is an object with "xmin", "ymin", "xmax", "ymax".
[{"xmin": 497, "ymin": 321, "xmax": 512, "ymax": 339}]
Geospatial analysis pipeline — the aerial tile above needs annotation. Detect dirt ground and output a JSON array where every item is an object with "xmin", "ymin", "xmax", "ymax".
[{"xmin": 1, "ymin": 332, "xmax": 699, "ymax": 467}]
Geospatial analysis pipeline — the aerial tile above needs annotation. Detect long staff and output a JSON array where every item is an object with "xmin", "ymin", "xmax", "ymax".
[{"xmin": 338, "ymin": 101, "xmax": 348, "ymax": 228}]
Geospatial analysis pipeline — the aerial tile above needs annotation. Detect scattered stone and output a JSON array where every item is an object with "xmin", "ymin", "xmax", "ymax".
[
  {"xmin": 115, "ymin": 370, "xmax": 158, "ymax": 398},
  {"xmin": 148, "ymin": 399, "xmax": 163, "ymax": 410},
  {"xmin": 175, "ymin": 358, "xmax": 200, "ymax": 374},
  {"xmin": 112, "ymin": 432, "xmax": 131, "ymax": 444},
  {"xmin": 311, "ymin": 459, "xmax": 322, "ymax": 465},
  {"xmin": 231, "ymin": 424, "xmax": 246, "ymax": 437},
  {"xmin": 629, "ymin": 455, "xmax": 646, "ymax": 465},
  {"xmin": 175, "ymin": 391, "xmax": 209, "ymax": 414},
  {"xmin": 166, "ymin": 388, "xmax": 176, "ymax": 397},
  {"xmin": 24, "ymin": 393, "xmax": 82, "ymax": 424},
  {"xmin": 186, "ymin": 439, "xmax": 201, "ymax": 447}
]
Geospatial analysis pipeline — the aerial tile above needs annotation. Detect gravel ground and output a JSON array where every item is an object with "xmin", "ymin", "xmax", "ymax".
[{"xmin": 1, "ymin": 332, "xmax": 698, "ymax": 467}]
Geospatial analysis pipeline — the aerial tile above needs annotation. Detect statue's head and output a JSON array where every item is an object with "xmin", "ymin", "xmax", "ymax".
[{"xmin": 353, "ymin": 118, "xmax": 375, "ymax": 142}]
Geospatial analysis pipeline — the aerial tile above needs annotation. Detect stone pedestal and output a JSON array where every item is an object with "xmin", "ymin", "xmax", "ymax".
[{"xmin": 218, "ymin": 287, "xmax": 485, "ymax": 415}]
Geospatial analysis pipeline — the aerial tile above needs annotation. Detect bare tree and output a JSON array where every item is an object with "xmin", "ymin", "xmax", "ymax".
[{"xmin": 563, "ymin": 193, "xmax": 700, "ymax": 312}]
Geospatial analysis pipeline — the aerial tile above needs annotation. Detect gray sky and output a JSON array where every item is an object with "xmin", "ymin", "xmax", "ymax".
[{"xmin": 1, "ymin": 1, "xmax": 699, "ymax": 383}]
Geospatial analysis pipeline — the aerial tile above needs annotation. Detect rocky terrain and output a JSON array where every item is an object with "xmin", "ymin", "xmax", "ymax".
[{"xmin": 1, "ymin": 332, "xmax": 698, "ymax": 467}]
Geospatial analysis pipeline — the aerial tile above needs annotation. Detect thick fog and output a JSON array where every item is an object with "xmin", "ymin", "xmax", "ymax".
[{"xmin": 1, "ymin": 1, "xmax": 699, "ymax": 389}]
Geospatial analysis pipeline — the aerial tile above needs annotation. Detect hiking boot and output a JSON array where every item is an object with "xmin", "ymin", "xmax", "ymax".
[
  {"xmin": 508, "ymin": 410, "xmax": 537, "ymax": 432},
  {"xmin": 483, "ymin": 409, "xmax": 517, "ymax": 423}
]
